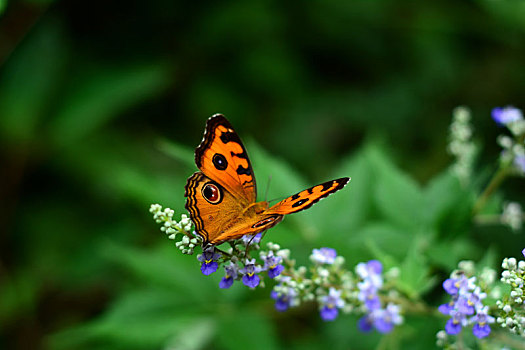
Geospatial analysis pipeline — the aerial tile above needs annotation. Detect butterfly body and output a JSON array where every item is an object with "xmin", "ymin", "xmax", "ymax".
[{"xmin": 185, "ymin": 114, "xmax": 349, "ymax": 245}]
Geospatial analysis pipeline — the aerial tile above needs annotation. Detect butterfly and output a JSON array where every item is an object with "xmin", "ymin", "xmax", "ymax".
[{"xmin": 184, "ymin": 114, "xmax": 350, "ymax": 246}]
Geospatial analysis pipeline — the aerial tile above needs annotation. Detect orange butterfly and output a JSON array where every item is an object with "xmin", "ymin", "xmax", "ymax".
[{"xmin": 185, "ymin": 114, "xmax": 350, "ymax": 246}]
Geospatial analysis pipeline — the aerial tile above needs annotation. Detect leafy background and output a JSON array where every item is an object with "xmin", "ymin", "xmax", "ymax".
[{"xmin": 1, "ymin": 0, "xmax": 524, "ymax": 349}]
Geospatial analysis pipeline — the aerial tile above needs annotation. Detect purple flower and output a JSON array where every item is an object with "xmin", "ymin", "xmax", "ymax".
[
  {"xmin": 240, "ymin": 259, "xmax": 261, "ymax": 288},
  {"xmin": 492, "ymin": 106, "xmax": 523, "ymax": 126},
  {"xmin": 261, "ymin": 251, "xmax": 284, "ymax": 279},
  {"xmin": 438, "ymin": 300, "xmax": 456, "ymax": 315},
  {"xmin": 514, "ymin": 155, "xmax": 525, "ymax": 173},
  {"xmin": 241, "ymin": 233, "xmax": 263, "ymax": 245},
  {"xmin": 356, "ymin": 260, "xmax": 383, "ymax": 288},
  {"xmin": 358, "ymin": 315, "xmax": 374, "ymax": 332},
  {"xmin": 311, "ymin": 247, "xmax": 337, "ymax": 264},
  {"xmin": 320, "ymin": 306, "xmax": 339, "ymax": 321},
  {"xmin": 471, "ymin": 306, "xmax": 495, "ymax": 339},
  {"xmin": 445, "ymin": 317, "xmax": 463, "ymax": 335},
  {"xmin": 358, "ymin": 281, "xmax": 382, "ymax": 310},
  {"xmin": 319, "ymin": 288, "xmax": 345, "ymax": 321},
  {"xmin": 456, "ymin": 295, "xmax": 475, "ymax": 315},
  {"xmin": 522, "ymin": 247, "xmax": 525, "ymax": 258},
  {"xmin": 271, "ymin": 290, "xmax": 289, "ymax": 311},
  {"xmin": 270, "ymin": 277, "xmax": 298, "ymax": 312},
  {"xmin": 443, "ymin": 278, "xmax": 459, "ymax": 295},
  {"xmin": 356, "ymin": 260, "xmax": 384, "ymax": 312},
  {"xmin": 219, "ymin": 262, "xmax": 239, "ymax": 289},
  {"xmin": 472, "ymin": 323, "xmax": 491, "ymax": 338},
  {"xmin": 442, "ymin": 275, "xmax": 475, "ymax": 296},
  {"xmin": 372, "ymin": 304, "xmax": 402, "ymax": 334},
  {"xmin": 197, "ymin": 247, "xmax": 221, "ymax": 275}
]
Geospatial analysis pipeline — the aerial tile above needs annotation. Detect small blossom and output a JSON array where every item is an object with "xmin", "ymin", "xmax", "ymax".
[
  {"xmin": 502, "ymin": 202, "xmax": 523, "ymax": 232},
  {"xmin": 261, "ymin": 251, "xmax": 284, "ymax": 279},
  {"xmin": 448, "ymin": 106, "xmax": 476, "ymax": 185},
  {"xmin": 319, "ymin": 288, "xmax": 345, "ymax": 321},
  {"xmin": 310, "ymin": 247, "xmax": 337, "ymax": 264},
  {"xmin": 372, "ymin": 303, "xmax": 403, "ymax": 333},
  {"xmin": 358, "ymin": 280, "xmax": 382, "ymax": 310},
  {"xmin": 439, "ymin": 301, "xmax": 455, "ymax": 315},
  {"xmin": 219, "ymin": 262, "xmax": 239, "ymax": 289},
  {"xmin": 514, "ymin": 155, "xmax": 525, "ymax": 174},
  {"xmin": 445, "ymin": 316, "xmax": 463, "ymax": 335},
  {"xmin": 356, "ymin": 260, "xmax": 383, "ymax": 289},
  {"xmin": 471, "ymin": 306, "xmax": 495, "ymax": 339},
  {"xmin": 197, "ymin": 247, "xmax": 221, "ymax": 275},
  {"xmin": 240, "ymin": 259, "xmax": 261, "ymax": 288},
  {"xmin": 358, "ymin": 314, "xmax": 374, "ymax": 332},
  {"xmin": 492, "ymin": 106, "xmax": 523, "ymax": 126},
  {"xmin": 271, "ymin": 276, "xmax": 299, "ymax": 312},
  {"xmin": 241, "ymin": 233, "xmax": 263, "ymax": 245}
]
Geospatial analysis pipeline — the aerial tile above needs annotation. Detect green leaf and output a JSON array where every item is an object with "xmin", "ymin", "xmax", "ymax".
[
  {"xmin": 50, "ymin": 289, "xmax": 215, "ymax": 350},
  {"xmin": 426, "ymin": 238, "xmax": 481, "ymax": 270},
  {"xmin": 368, "ymin": 143, "xmax": 424, "ymax": 230},
  {"xmin": 49, "ymin": 62, "xmax": 170, "ymax": 147},
  {"xmin": 0, "ymin": 270, "xmax": 39, "ymax": 327},
  {"xmin": 423, "ymin": 170, "xmax": 477, "ymax": 234},
  {"xmin": 0, "ymin": 0, "xmax": 7, "ymax": 16},
  {"xmin": 352, "ymin": 222, "xmax": 414, "ymax": 265},
  {"xmin": 397, "ymin": 236, "xmax": 434, "ymax": 298},
  {"xmin": 156, "ymin": 138, "xmax": 195, "ymax": 170},
  {"xmin": 217, "ymin": 310, "xmax": 278, "ymax": 350},
  {"xmin": 312, "ymin": 148, "xmax": 373, "ymax": 234},
  {"xmin": 54, "ymin": 131, "xmax": 185, "ymax": 210},
  {"xmin": 0, "ymin": 17, "xmax": 68, "ymax": 143},
  {"xmin": 100, "ymin": 242, "xmax": 217, "ymax": 302}
]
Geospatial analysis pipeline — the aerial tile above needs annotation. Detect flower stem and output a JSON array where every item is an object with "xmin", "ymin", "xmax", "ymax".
[{"xmin": 472, "ymin": 166, "xmax": 509, "ymax": 216}]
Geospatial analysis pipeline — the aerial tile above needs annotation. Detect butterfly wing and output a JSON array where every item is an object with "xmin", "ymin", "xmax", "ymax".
[
  {"xmin": 266, "ymin": 177, "xmax": 350, "ymax": 215},
  {"xmin": 194, "ymin": 114, "xmax": 256, "ymax": 204},
  {"xmin": 185, "ymin": 171, "xmax": 243, "ymax": 244},
  {"xmin": 185, "ymin": 171, "xmax": 283, "ymax": 245}
]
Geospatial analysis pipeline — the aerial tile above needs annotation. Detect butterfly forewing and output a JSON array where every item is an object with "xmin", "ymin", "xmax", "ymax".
[
  {"xmin": 194, "ymin": 114, "xmax": 257, "ymax": 204},
  {"xmin": 266, "ymin": 177, "xmax": 350, "ymax": 215}
]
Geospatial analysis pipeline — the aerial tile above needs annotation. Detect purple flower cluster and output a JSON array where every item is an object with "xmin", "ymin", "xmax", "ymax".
[
  {"xmin": 356, "ymin": 260, "xmax": 402, "ymax": 333},
  {"xmin": 271, "ymin": 276, "xmax": 298, "ymax": 312},
  {"xmin": 492, "ymin": 106, "xmax": 525, "ymax": 173},
  {"xmin": 199, "ymin": 246, "xmax": 285, "ymax": 289},
  {"xmin": 439, "ymin": 273, "xmax": 495, "ymax": 338}
]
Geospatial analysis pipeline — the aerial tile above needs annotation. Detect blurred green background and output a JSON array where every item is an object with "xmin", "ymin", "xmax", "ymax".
[{"xmin": 1, "ymin": 0, "xmax": 525, "ymax": 349}]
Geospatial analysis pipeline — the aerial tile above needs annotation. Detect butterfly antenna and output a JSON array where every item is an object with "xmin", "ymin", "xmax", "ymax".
[{"xmin": 264, "ymin": 175, "xmax": 272, "ymax": 202}]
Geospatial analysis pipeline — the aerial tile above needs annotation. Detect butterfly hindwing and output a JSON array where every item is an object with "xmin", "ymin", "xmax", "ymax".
[
  {"xmin": 185, "ymin": 171, "xmax": 283, "ymax": 245},
  {"xmin": 267, "ymin": 177, "xmax": 350, "ymax": 215},
  {"xmin": 194, "ymin": 114, "xmax": 256, "ymax": 204},
  {"xmin": 185, "ymin": 171, "xmax": 243, "ymax": 244}
]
